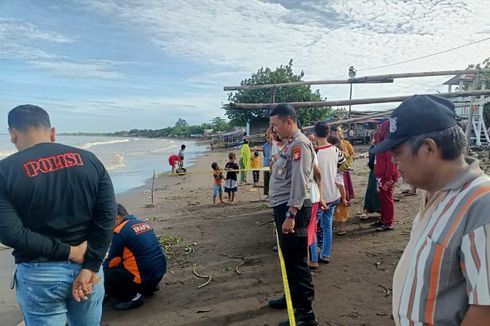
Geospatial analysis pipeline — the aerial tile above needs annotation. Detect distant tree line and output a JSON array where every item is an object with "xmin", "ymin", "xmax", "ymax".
[{"xmin": 106, "ymin": 117, "xmax": 233, "ymax": 138}]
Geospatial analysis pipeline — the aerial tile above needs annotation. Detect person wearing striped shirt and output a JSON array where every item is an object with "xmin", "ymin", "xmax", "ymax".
[{"xmin": 371, "ymin": 95, "xmax": 490, "ymax": 326}]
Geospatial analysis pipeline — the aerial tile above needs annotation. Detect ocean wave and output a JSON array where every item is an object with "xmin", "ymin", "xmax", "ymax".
[
  {"xmin": 0, "ymin": 149, "xmax": 16, "ymax": 158},
  {"xmin": 78, "ymin": 138, "xmax": 130, "ymax": 149},
  {"xmin": 149, "ymin": 144, "xmax": 178, "ymax": 154},
  {"xmin": 106, "ymin": 153, "xmax": 126, "ymax": 171}
]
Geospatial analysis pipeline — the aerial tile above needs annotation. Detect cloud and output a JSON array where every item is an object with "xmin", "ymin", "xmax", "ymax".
[
  {"xmin": 0, "ymin": 18, "xmax": 72, "ymax": 43},
  {"xmin": 28, "ymin": 60, "xmax": 124, "ymax": 80},
  {"xmin": 82, "ymin": 0, "xmax": 489, "ymax": 91},
  {"xmin": 0, "ymin": 17, "xmax": 126, "ymax": 81}
]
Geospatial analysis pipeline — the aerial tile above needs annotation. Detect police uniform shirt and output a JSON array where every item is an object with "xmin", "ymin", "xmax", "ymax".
[{"xmin": 269, "ymin": 130, "xmax": 314, "ymax": 208}]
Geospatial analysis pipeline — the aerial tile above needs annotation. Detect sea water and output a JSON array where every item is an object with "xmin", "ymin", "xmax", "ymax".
[{"xmin": 0, "ymin": 135, "xmax": 205, "ymax": 193}]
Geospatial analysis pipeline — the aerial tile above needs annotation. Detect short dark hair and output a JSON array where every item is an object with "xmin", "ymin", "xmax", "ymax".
[
  {"xmin": 211, "ymin": 162, "xmax": 218, "ymax": 170},
  {"xmin": 254, "ymin": 151, "xmax": 259, "ymax": 157},
  {"xmin": 314, "ymin": 121, "xmax": 330, "ymax": 138},
  {"xmin": 327, "ymin": 134, "xmax": 341, "ymax": 149},
  {"xmin": 116, "ymin": 203, "xmax": 129, "ymax": 217},
  {"xmin": 228, "ymin": 152, "xmax": 236, "ymax": 159},
  {"xmin": 406, "ymin": 126, "xmax": 467, "ymax": 160},
  {"xmin": 270, "ymin": 103, "xmax": 297, "ymax": 123},
  {"xmin": 8, "ymin": 104, "xmax": 51, "ymax": 131},
  {"xmin": 243, "ymin": 139, "xmax": 249, "ymax": 144},
  {"xmin": 181, "ymin": 144, "xmax": 186, "ymax": 150}
]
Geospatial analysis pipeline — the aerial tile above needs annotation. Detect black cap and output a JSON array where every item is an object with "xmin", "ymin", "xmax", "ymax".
[{"xmin": 370, "ymin": 95, "xmax": 457, "ymax": 154}]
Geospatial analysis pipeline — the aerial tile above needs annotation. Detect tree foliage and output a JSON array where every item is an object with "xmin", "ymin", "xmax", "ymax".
[
  {"xmin": 108, "ymin": 117, "xmax": 232, "ymax": 138},
  {"xmin": 223, "ymin": 59, "xmax": 332, "ymax": 126}
]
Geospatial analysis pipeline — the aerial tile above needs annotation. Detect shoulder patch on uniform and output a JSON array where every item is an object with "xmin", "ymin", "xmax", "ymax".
[
  {"xmin": 292, "ymin": 144, "xmax": 301, "ymax": 161},
  {"xmin": 131, "ymin": 222, "xmax": 153, "ymax": 235}
]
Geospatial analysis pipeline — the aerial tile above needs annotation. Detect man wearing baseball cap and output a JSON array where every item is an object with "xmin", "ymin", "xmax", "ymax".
[{"xmin": 371, "ymin": 95, "xmax": 490, "ymax": 325}]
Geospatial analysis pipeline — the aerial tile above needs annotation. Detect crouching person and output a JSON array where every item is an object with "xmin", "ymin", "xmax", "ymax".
[{"xmin": 104, "ymin": 204, "xmax": 167, "ymax": 310}]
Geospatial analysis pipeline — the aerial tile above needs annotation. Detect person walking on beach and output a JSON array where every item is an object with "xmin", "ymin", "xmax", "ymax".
[
  {"xmin": 373, "ymin": 120, "xmax": 400, "ymax": 231},
  {"xmin": 224, "ymin": 152, "xmax": 239, "ymax": 203},
  {"xmin": 211, "ymin": 162, "xmax": 224, "ymax": 204},
  {"xmin": 310, "ymin": 122, "xmax": 346, "ymax": 265},
  {"xmin": 178, "ymin": 144, "xmax": 186, "ymax": 168},
  {"xmin": 240, "ymin": 139, "xmax": 251, "ymax": 184},
  {"xmin": 359, "ymin": 137, "xmax": 381, "ymax": 220},
  {"xmin": 267, "ymin": 103, "xmax": 318, "ymax": 326},
  {"xmin": 0, "ymin": 105, "xmax": 116, "ymax": 325},
  {"xmin": 251, "ymin": 151, "xmax": 261, "ymax": 187},
  {"xmin": 371, "ymin": 95, "xmax": 490, "ymax": 325},
  {"xmin": 168, "ymin": 154, "xmax": 181, "ymax": 174}
]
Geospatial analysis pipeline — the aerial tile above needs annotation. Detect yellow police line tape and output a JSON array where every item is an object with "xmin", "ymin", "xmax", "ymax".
[
  {"xmin": 275, "ymin": 226, "xmax": 296, "ymax": 326},
  {"xmin": 164, "ymin": 167, "xmax": 271, "ymax": 176}
]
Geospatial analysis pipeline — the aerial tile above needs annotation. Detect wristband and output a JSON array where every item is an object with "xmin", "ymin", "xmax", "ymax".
[{"xmin": 285, "ymin": 211, "xmax": 296, "ymax": 219}]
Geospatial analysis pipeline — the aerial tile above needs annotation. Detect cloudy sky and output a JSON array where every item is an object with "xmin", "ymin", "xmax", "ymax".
[{"xmin": 1, "ymin": 0, "xmax": 489, "ymax": 132}]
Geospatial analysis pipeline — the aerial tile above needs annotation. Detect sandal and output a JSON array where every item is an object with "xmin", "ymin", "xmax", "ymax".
[
  {"xmin": 359, "ymin": 213, "xmax": 369, "ymax": 221},
  {"xmin": 371, "ymin": 220, "xmax": 383, "ymax": 227},
  {"xmin": 319, "ymin": 257, "xmax": 330, "ymax": 264},
  {"xmin": 337, "ymin": 230, "xmax": 347, "ymax": 236},
  {"xmin": 376, "ymin": 224, "xmax": 394, "ymax": 232}
]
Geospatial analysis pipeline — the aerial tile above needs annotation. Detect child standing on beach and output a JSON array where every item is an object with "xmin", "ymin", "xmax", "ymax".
[
  {"xmin": 224, "ymin": 152, "xmax": 239, "ymax": 203},
  {"xmin": 251, "ymin": 151, "xmax": 261, "ymax": 187},
  {"xmin": 211, "ymin": 162, "xmax": 224, "ymax": 204},
  {"xmin": 328, "ymin": 134, "xmax": 350, "ymax": 235}
]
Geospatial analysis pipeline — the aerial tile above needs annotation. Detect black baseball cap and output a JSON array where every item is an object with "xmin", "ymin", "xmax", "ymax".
[{"xmin": 370, "ymin": 95, "xmax": 457, "ymax": 154}]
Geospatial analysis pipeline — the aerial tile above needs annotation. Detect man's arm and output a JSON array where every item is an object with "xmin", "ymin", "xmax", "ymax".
[
  {"xmin": 83, "ymin": 164, "xmax": 116, "ymax": 272},
  {"xmin": 287, "ymin": 143, "xmax": 312, "ymax": 210},
  {"xmin": 104, "ymin": 231, "xmax": 124, "ymax": 269},
  {"xmin": 462, "ymin": 305, "xmax": 490, "ymax": 326},
  {"xmin": 461, "ymin": 224, "xmax": 490, "ymax": 324},
  {"xmin": 0, "ymin": 178, "xmax": 71, "ymax": 260}
]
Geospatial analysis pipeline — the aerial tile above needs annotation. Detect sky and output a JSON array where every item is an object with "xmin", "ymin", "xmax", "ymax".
[{"xmin": 0, "ymin": 0, "xmax": 489, "ymax": 132}]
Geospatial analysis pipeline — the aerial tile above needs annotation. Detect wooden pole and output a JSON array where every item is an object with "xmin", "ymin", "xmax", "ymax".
[
  {"xmin": 229, "ymin": 90, "xmax": 490, "ymax": 110},
  {"xmin": 465, "ymin": 72, "xmax": 481, "ymax": 154},
  {"xmin": 223, "ymin": 69, "xmax": 489, "ymax": 91},
  {"xmin": 145, "ymin": 170, "xmax": 157, "ymax": 208}
]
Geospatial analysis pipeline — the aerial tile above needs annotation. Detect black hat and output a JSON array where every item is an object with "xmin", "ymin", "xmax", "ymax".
[{"xmin": 370, "ymin": 95, "xmax": 457, "ymax": 154}]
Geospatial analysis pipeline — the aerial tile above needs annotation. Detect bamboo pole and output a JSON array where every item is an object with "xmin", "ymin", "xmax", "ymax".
[
  {"xmin": 229, "ymin": 90, "xmax": 490, "ymax": 110},
  {"xmin": 223, "ymin": 69, "xmax": 489, "ymax": 91}
]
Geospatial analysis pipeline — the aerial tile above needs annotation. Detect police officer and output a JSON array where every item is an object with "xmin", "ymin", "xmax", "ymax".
[{"xmin": 268, "ymin": 104, "xmax": 318, "ymax": 326}]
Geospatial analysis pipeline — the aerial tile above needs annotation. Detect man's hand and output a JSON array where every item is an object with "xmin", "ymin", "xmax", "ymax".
[
  {"xmin": 319, "ymin": 200, "xmax": 328, "ymax": 211},
  {"xmin": 282, "ymin": 217, "xmax": 295, "ymax": 234},
  {"xmin": 72, "ymin": 268, "xmax": 99, "ymax": 302},
  {"xmin": 69, "ymin": 241, "xmax": 87, "ymax": 264},
  {"xmin": 342, "ymin": 199, "xmax": 350, "ymax": 206}
]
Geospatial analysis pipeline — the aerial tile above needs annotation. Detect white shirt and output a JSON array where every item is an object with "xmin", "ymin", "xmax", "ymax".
[{"xmin": 316, "ymin": 144, "xmax": 341, "ymax": 203}]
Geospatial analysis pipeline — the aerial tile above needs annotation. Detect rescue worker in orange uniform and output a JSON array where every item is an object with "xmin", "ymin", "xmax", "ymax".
[{"xmin": 104, "ymin": 204, "xmax": 166, "ymax": 310}]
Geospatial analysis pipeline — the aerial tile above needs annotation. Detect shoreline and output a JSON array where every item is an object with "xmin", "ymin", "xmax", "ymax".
[{"xmin": 115, "ymin": 143, "xmax": 210, "ymax": 198}]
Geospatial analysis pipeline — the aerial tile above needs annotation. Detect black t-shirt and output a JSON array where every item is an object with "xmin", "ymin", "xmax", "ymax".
[
  {"xmin": 0, "ymin": 142, "xmax": 116, "ymax": 271},
  {"xmin": 225, "ymin": 162, "xmax": 239, "ymax": 181}
]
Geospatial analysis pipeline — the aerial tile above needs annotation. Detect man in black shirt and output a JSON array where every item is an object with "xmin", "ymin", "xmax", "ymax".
[{"xmin": 0, "ymin": 105, "xmax": 116, "ymax": 325}]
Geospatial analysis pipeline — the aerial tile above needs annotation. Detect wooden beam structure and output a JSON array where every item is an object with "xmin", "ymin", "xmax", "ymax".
[
  {"xmin": 229, "ymin": 90, "xmax": 490, "ymax": 110},
  {"xmin": 223, "ymin": 69, "xmax": 489, "ymax": 91}
]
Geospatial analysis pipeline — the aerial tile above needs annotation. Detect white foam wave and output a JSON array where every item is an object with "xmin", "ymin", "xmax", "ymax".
[
  {"xmin": 106, "ymin": 153, "xmax": 126, "ymax": 171},
  {"xmin": 149, "ymin": 144, "xmax": 178, "ymax": 154},
  {"xmin": 78, "ymin": 139, "xmax": 130, "ymax": 149},
  {"xmin": 0, "ymin": 149, "xmax": 16, "ymax": 158}
]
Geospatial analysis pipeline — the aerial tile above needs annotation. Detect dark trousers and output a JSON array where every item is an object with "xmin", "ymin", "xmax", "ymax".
[
  {"xmin": 104, "ymin": 266, "xmax": 162, "ymax": 302},
  {"xmin": 253, "ymin": 170, "xmax": 260, "ymax": 183},
  {"xmin": 263, "ymin": 170, "xmax": 270, "ymax": 195},
  {"xmin": 273, "ymin": 202, "xmax": 315, "ymax": 311}
]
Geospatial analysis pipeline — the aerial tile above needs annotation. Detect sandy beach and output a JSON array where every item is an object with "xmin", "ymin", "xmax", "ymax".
[{"xmin": 99, "ymin": 145, "xmax": 421, "ymax": 326}]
